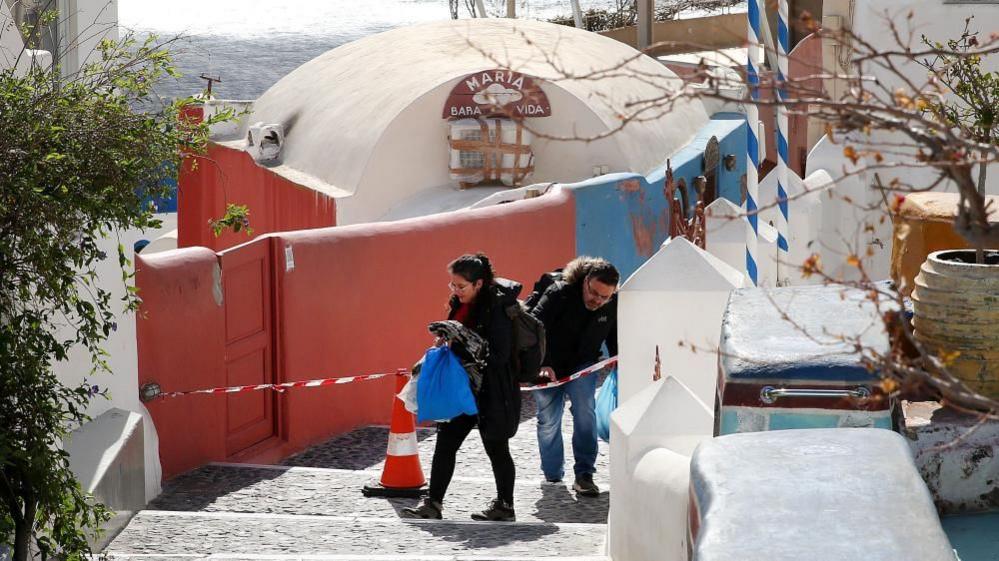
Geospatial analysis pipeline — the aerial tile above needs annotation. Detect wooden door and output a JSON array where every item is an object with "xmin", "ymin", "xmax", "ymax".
[{"xmin": 220, "ymin": 238, "xmax": 277, "ymax": 455}]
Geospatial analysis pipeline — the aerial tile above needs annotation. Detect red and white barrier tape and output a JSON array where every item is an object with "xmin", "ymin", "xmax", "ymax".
[
  {"xmin": 150, "ymin": 356, "xmax": 618, "ymax": 400},
  {"xmin": 155, "ymin": 369, "xmax": 408, "ymax": 400},
  {"xmin": 519, "ymin": 356, "xmax": 618, "ymax": 392}
]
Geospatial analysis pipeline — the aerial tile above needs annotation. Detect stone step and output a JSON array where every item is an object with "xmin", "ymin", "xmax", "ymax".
[
  {"xmin": 103, "ymin": 555, "xmax": 609, "ymax": 560},
  {"xmin": 103, "ymin": 511, "xmax": 607, "ymax": 559},
  {"xmin": 151, "ymin": 463, "xmax": 609, "ymax": 524}
]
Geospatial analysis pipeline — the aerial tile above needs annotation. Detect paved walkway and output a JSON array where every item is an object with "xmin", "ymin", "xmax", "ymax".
[{"xmin": 104, "ymin": 384, "xmax": 612, "ymax": 560}]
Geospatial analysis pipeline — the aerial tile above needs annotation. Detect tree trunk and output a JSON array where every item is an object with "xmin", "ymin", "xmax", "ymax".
[
  {"xmin": 13, "ymin": 502, "xmax": 34, "ymax": 561},
  {"xmin": 976, "ymin": 149, "xmax": 987, "ymax": 264}
]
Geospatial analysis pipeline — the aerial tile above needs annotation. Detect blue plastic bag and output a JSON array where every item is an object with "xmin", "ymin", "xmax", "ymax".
[
  {"xmin": 595, "ymin": 368, "xmax": 618, "ymax": 442},
  {"xmin": 416, "ymin": 346, "xmax": 478, "ymax": 423}
]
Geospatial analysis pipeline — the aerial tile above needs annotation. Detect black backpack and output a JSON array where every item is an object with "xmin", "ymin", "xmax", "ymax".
[
  {"xmin": 505, "ymin": 302, "xmax": 546, "ymax": 384},
  {"xmin": 524, "ymin": 269, "xmax": 564, "ymax": 312}
]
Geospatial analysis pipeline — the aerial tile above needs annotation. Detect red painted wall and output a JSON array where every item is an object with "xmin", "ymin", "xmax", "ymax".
[
  {"xmin": 139, "ymin": 189, "xmax": 575, "ymax": 477},
  {"xmin": 136, "ymin": 248, "xmax": 227, "ymax": 478},
  {"xmin": 178, "ymin": 143, "xmax": 336, "ymax": 251},
  {"xmin": 273, "ymin": 189, "xmax": 576, "ymax": 449}
]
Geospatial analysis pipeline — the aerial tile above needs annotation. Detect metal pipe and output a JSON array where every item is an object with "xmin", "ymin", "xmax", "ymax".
[
  {"xmin": 570, "ymin": 0, "xmax": 584, "ymax": 28},
  {"xmin": 637, "ymin": 0, "xmax": 654, "ymax": 50},
  {"xmin": 760, "ymin": 386, "xmax": 871, "ymax": 405}
]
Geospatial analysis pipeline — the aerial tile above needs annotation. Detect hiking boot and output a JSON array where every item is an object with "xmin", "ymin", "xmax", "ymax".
[
  {"xmin": 573, "ymin": 473, "xmax": 600, "ymax": 497},
  {"xmin": 470, "ymin": 498, "xmax": 516, "ymax": 522},
  {"xmin": 401, "ymin": 498, "xmax": 443, "ymax": 520}
]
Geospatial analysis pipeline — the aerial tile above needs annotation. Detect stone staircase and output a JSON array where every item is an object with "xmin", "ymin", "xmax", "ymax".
[{"xmin": 102, "ymin": 394, "xmax": 611, "ymax": 560}]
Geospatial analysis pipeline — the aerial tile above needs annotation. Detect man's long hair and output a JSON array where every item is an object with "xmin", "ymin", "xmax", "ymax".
[{"xmin": 562, "ymin": 256, "xmax": 620, "ymax": 286}]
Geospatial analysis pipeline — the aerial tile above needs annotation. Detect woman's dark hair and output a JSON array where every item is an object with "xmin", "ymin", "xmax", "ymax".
[
  {"xmin": 562, "ymin": 256, "xmax": 620, "ymax": 286},
  {"xmin": 448, "ymin": 252, "xmax": 495, "ymax": 286}
]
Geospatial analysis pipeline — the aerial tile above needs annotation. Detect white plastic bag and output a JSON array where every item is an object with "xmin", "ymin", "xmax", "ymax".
[{"xmin": 398, "ymin": 375, "xmax": 419, "ymax": 415}]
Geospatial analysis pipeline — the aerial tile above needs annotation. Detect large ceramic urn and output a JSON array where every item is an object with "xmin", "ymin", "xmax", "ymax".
[{"xmin": 911, "ymin": 249, "xmax": 999, "ymax": 399}]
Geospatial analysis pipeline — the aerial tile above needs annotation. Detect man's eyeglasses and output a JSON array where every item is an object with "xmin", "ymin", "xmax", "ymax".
[{"xmin": 585, "ymin": 278, "xmax": 615, "ymax": 303}]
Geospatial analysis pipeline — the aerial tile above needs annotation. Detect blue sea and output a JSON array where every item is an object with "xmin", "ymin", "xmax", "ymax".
[{"xmin": 119, "ymin": 0, "xmax": 623, "ymax": 100}]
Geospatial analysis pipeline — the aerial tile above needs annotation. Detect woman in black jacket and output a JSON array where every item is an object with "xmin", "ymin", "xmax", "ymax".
[{"xmin": 401, "ymin": 253, "xmax": 522, "ymax": 521}]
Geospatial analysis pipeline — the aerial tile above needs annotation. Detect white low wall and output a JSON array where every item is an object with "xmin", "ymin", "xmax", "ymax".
[
  {"xmin": 608, "ymin": 376, "xmax": 714, "ymax": 561},
  {"xmin": 704, "ymin": 197, "xmax": 778, "ymax": 288},
  {"xmin": 618, "ymin": 237, "xmax": 746, "ymax": 405}
]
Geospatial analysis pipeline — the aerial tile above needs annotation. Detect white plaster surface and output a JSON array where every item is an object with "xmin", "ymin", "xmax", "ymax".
[
  {"xmin": 758, "ymin": 166, "xmax": 824, "ymax": 284},
  {"xmin": 619, "ymin": 237, "xmax": 747, "ymax": 405},
  {"xmin": 608, "ymin": 377, "xmax": 713, "ymax": 561},
  {"xmin": 142, "ymin": 227, "xmax": 178, "ymax": 255},
  {"xmin": 65, "ymin": 408, "xmax": 145, "ymax": 549},
  {"xmin": 0, "ymin": 2, "xmax": 23, "ymax": 69},
  {"xmin": 691, "ymin": 428, "xmax": 955, "ymax": 561},
  {"xmin": 54, "ymin": 218, "xmax": 176, "ymax": 503},
  {"xmin": 235, "ymin": 18, "xmax": 708, "ymax": 224},
  {"xmin": 805, "ymin": 134, "xmax": 894, "ymax": 282},
  {"xmin": 704, "ymin": 197, "xmax": 779, "ymax": 287},
  {"xmin": 803, "ymin": 0, "xmax": 999, "ymax": 285},
  {"xmin": 56, "ymin": 0, "xmax": 119, "ymax": 78}
]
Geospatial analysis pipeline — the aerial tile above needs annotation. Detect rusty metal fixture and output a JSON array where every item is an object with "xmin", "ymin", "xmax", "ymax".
[
  {"xmin": 139, "ymin": 382, "xmax": 162, "ymax": 403},
  {"xmin": 724, "ymin": 153, "xmax": 737, "ymax": 171},
  {"xmin": 664, "ymin": 161, "xmax": 707, "ymax": 249},
  {"xmin": 693, "ymin": 175, "xmax": 707, "ymax": 196},
  {"xmin": 199, "ymin": 73, "xmax": 222, "ymax": 97},
  {"xmin": 703, "ymin": 136, "xmax": 720, "ymax": 174},
  {"xmin": 653, "ymin": 345, "xmax": 662, "ymax": 382}
]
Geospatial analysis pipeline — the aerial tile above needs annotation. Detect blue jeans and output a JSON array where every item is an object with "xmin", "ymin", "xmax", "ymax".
[{"xmin": 534, "ymin": 371, "xmax": 599, "ymax": 481}]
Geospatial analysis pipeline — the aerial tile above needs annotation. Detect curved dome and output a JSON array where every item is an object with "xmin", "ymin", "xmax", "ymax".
[{"xmin": 236, "ymin": 18, "xmax": 709, "ymax": 199}]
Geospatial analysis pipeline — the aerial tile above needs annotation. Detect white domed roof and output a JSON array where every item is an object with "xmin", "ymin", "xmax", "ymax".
[{"xmin": 236, "ymin": 18, "xmax": 709, "ymax": 197}]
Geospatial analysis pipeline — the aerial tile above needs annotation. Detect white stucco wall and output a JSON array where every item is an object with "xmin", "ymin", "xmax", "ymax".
[
  {"xmin": 608, "ymin": 377, "xmax": 713, "ymax": 561},
  {"xmin": 0, "ymin": 1, "xmax": 24, "ymax": 67},
  {"xmin": 617, "ymin": 237, "xmax": 746, "ymax": 406},
  {"xmin": 338, "ymin": 80, "xmax": 625, "ymax": 225},
  {"xmin": 704, "ymin": 197, "xmax": 779, "ymax": 288},
  {"xmin": 57, "ymin": 0, "xmax": 119, "ymax": 78},
  {"xmin": 54, "ymin": 216, "xmax": 175, "ymax": 503},
  {"xmin": 804, "ymin": 0, "xmax": 999, "ymax": 284}
]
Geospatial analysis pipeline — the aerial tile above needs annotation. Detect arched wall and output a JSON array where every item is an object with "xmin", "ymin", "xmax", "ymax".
[{"xmin": 337, "ymin": 79, "xmax": 626, "ymax": 225}]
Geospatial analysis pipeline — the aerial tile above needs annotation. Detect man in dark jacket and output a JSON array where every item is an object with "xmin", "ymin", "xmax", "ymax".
[{"xmin": 530, "ymin": 256, "xmax": 618, "ymax": 497}]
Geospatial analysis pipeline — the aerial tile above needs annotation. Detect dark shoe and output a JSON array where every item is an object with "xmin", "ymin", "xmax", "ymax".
[
  {"xmin": 573, "ymin": 473, "xmax": 600, "ymax": 497},
  {"xmin": 544, "ymin": 477, "xmax": 563, "ymax": 484},
  {"xmin": 401, "ymin": 498, "xmax": 443, "ymax": 520},
  {"xmin": 470, "ymin": 498, "xmax": 516, "ymax": 522}
]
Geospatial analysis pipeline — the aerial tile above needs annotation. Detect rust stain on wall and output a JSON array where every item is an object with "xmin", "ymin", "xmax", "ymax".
[{"xmin": 630, "ymin": 214, "xmax": 655, "ymax": 257}]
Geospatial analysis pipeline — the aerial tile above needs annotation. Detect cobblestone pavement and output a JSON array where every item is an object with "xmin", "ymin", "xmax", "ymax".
[
  {"xmin": 106, "ymin": 384, "xmax": 611, "ymax": 560},
  {"xmin": 283, "ymin": 388, "xmax": 611, "ymax": 483},
  {"xmin": 151, "ymin": 464, "xmax": 609, "ymax": 524}
]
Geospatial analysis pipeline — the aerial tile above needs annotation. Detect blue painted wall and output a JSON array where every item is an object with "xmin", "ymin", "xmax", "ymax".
[
  {"xmin": 569, "ymin": 114, "xmax": 746, "ymax": 279},
  {"xmin": 138, "ymin": 162, "xmax": 179, "ymax": 214}
]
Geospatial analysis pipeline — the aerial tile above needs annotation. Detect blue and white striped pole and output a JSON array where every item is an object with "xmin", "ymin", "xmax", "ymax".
[
  {"xmin": 745, "ymin": 0, "xmax": 761, "ymax": 286},
  {"xmin": 776, "ymin": 0, "xmax": 790, "ymax": 285}
]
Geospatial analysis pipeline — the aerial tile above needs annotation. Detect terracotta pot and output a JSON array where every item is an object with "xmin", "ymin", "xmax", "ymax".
[{"xmin": 912, "ymin": 249, "xmax": 999, "ymax": 398}]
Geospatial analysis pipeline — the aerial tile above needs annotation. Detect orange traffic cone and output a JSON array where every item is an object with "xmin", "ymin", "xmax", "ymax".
[{"xmin": 362, "ymin": 371, "xmax": 428, "ymax": 497}]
